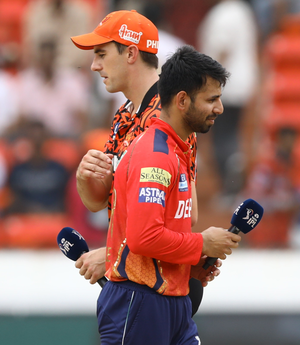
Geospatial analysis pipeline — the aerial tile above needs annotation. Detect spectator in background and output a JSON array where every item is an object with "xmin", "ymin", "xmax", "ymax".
[
  {"xmin": 22, "ymin": 0, "xmax": 93, "ymax": 69},
  {"xmin": 0, "ymin": 153, "xmax": 7, "ymax": 193},
  {"xmin": 242, "ymin": 127, "xmax": 300, "ymax": 248},
  {"xmin": 143, "ymin": 2, "xmax": 186, "ymax": 72},
  {"xmin": 163, "ymin": 0, "xmax": 212, "ymax": 47},
  {"xmin": 197, "ymin": 0, "xmax": 259, "ymax": 205},
  {"xmin": 3, "ymin": 119, "xmax": 70, "ymax": 215},
  {"xmin": 65, "ymin": 128, "xmax": 111, "ymax": 248},
  {"xmin": 0, "ymin": 62, "xmax": 20, "ymax": 136},
  {"xmin": 250, "ymin": 0, "xmax": 300, "ymax": 45},
  {"xmin": 17, "ymin": 38, "xmax": 90, "ymax": 138}
]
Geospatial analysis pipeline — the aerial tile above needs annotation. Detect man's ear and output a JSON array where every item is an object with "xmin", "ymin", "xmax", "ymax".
[
  {"xmin": 127, "ymin": 45, "xmax": 139, "ymax": 64},
  {"xmin": 175, "ymin": 91, "xmax": 190, "ymax": 111}
]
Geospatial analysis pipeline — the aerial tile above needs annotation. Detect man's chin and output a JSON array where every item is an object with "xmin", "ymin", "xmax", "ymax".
[{"xmin": 200, "ymin": 126, "xmax": 211, "ymax": 134}]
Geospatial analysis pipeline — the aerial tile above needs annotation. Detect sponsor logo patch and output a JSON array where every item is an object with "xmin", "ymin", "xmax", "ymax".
[
  {"xmin": 138, "ymin": 187, "xmax": 166, "ymax": 206},
  {"xmin": 140, "ymin": 167, "xmax": 171, "ymax": 187},
  {"xmin": 119, "ymin": 24, "xmax": 143, "ymax": 44},
  {"xmin": 179, "ymin": 174, "xmax": 188, "ymax": 192}
]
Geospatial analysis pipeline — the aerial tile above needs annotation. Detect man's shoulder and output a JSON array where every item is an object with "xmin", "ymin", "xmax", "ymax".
[{"xmin": 130, "ymin": 124, "xmax": 177, "ymax": 159}]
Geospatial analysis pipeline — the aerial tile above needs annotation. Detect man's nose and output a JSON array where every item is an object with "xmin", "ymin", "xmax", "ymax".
[
  {"xmin": 214, "ymin": 99, "xmax": 224, "ymax": 115},
  {"xmin": 91, "ymin": 57, "xmax": 102, "ymax": 72}
]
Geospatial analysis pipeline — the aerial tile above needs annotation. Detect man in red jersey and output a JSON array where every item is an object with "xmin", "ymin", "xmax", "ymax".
[
  {"xmin": 97, "ymin": 45, "xmax": 240, "ymax": 344},
  {"xmin": 71, "ymin": 10, "xmax": 217, "ymax": 316}
]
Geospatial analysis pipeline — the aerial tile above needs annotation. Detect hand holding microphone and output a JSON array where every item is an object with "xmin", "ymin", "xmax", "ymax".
[
  {"xmin": 202, "ymin": 198, "xmax": 264, "ymax": 269},
  {"xmin": 57, "ymin": 227, "xmax": 108, "ymax": 287}
]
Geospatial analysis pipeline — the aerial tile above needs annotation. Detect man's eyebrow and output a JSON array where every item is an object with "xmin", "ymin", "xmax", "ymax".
[
  {"xmin": 94, "ymin": 48, "xmax": 105, "ymax": 54},
  {"xmin": 209, "ymin": 93, "xmax": 222, "ymax": 99}
]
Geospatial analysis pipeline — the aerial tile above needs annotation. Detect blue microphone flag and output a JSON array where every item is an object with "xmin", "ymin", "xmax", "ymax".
[
  {"xmin": 231, "ymin": 199, "xmax": 264, "ymax": 234},
  {"xmin": 57, "ymin": 227, "xmax": 89, "ymax": 261}
]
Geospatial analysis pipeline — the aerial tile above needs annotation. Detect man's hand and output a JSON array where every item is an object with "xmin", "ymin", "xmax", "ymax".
[
  {"xmin": 201, "ymin": 226, "xmax": 241, "ymax": 259},
  {"xmin": 76, "ymin": 150, "xmax": 113, "ymax": 212},
  {"xmin": 76, "ymin": 149, "xmax": 113, "ymax": 181},
  {"xmin": 191, "ymin": 256, "xmax": 222, "ymax": 287},
  {"xmin": 75, "ymin": 247, "xmax": 106, "ymax": 284}
]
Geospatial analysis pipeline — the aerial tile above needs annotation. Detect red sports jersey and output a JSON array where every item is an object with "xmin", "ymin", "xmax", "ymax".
[
  {"xmin": 105, "ymin": 118, "xmax": 203, "ymax": 296},
  {"xmin": 103, "ymin": 82, "xmax": 197, "ymax": 220}
]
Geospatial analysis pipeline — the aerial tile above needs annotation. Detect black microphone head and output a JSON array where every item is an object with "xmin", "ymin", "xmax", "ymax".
[
  {"xmin": 231, "ymin": 199, "xmax": 264, "ymax": 234},
  {"xmin": 57, "ymin": 227, "xmax": 89, "ymax": 261}
]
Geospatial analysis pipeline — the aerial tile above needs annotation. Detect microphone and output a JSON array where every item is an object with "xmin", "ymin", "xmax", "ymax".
[
  {"xmin": 202, "ymin": 199, "xmax": 264, "ymax": 269},
  {"xmin": 57, "ymin": 227, "xmax": 108, "ymax": 288}
]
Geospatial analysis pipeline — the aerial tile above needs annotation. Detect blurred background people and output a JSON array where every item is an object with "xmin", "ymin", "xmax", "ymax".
[
  {"xmin": 17, "ymin": 38, "xmax": 90, "ymax": 138},
  {"xmin": 197, "ymin": 0, "xmax": 259, "ymax": 204},
  {"xmin": 242, "ymin": 127, "xmax": 300, "ymax": 248},
  {"xmin": 142, "ymin": 1, "xmax": 186, "ymax": 72},
  {"xmin": 0, "ymin": 59, "xmax": 20, "ymax": 136},
  {"xmin": 22, "ymin": 0, "xmax": 93, "ymax": 69},
  {"xmin": 250, "ymin": 0, "xmax": 300, "ymax": 46},
  {"xmin": 0, "ymin": 119, "xmax": 73, "ymax": 248},
  {"xmin": 1, "ymin": 2, "xmax": 300, "ymax": 344},
  {"xmin": 4, "ymin": 120, "xmax": 70, "ymax": 215},
  {"xmin": 0, "ymin": 0, "xmax": 299, "ymax": 252}
]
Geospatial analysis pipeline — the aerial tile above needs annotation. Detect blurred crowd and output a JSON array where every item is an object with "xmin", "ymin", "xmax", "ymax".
[{"xmin": 0, "ymin": 0, "xmax": 300, "ymax": 250}]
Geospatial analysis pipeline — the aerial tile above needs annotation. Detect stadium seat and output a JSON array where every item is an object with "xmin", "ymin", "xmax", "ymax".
[
  {"xmin": 265, "ymin": 35, "xmax": 300, "ymax": 73},
  {"xmin": 2, "ymin": 213, "xmax": 73, "ymax": 248},
  {"xmin": 42, "ymin": 138, "xmax": 82, "ymax": 172},
  {"xmin": 263, "ymin": 104, "xmax": 300, "ymax": 134},
  {"xmin": 264, "ymin": 73, "xmax": 300, "ymax": 104},
  {"xmin": 81, "ymin": 128, "xmax": 110, "ymax": 152},
  {"xmin": 0, "ymin": 0, "xmax": 29, "ymax": 43}
]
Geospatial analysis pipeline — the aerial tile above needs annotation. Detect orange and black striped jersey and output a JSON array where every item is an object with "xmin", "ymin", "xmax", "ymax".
[{"xmin": 104, "ymin": 82, "xmax": 197, "ymax": 219}]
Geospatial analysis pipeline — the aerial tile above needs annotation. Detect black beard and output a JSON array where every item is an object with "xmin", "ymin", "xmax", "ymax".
[{"xmin": 183, "ymin": 105, "xmax": 212, "ymax": 134}]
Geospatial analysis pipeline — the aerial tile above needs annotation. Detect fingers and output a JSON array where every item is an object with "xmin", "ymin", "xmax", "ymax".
[
  {"xmin": 89, "ymin": 274, "xmax": 99, "ymax": 285},
  {"xmin": 77, "ymin": 259, "xmax": 97, "ymax": 284},
  {"xmin": 211, "ymin": 267, "xmax": 221, "ymax": 278},
  {"xmin": 201, "ymin": 267, "xmax": 221, "ymax": 287},
  {"xmin": 75, "ymin": 253, "xmax": 92, "ymax": 280},
  {"xmin": 231, "ymin": 233, "xmax": 242, "ymax": 243},
  {"xmin": 202, "ymin": 227, "xmax": 242, "ymax": 259},
  {"xmin": 74, "ymin": 248, "xmax": 107, "ymax": 285},
  {"xmin": 215, "ymin": 259, "xmax": 222, "ymax": 268},
  {"xmin": 77, "ymin": 150, "xmax": 113, "ymax": 180},
  {"xmin": 75, "ymin": 257, "xmax": 83, "ymax": 269}
]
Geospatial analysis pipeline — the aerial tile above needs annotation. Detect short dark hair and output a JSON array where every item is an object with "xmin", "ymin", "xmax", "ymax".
[
  {"xmin": 158, "ymin": 45, "xmax": 230, "ymax": 107},
  {"xmin": 114, "ymin": 41, "xmax": 158, "ymax": 69}
]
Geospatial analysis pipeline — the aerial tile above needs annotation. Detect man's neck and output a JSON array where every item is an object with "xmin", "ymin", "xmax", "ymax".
[
  {"xmin": 160, "ymin": 109, "xmax": 190, "ymax": 142},
  {"xmin": 124, "ymin": 69, "xmax": 159, "ymax": 115}
]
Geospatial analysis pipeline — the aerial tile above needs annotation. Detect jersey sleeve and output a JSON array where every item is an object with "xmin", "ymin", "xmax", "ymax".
[{"xmin": 125, "ymin": 137, "xmax": 203, "ymax": 265}]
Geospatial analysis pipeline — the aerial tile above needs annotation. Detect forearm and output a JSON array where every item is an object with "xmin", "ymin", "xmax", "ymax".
[
  {"xmin": 127, "ymin": 219, "xmax": 203, "ymax": 265},
  {"xmin": 76, "ymin": 174, "xmax": 112, "ymax": 212}
]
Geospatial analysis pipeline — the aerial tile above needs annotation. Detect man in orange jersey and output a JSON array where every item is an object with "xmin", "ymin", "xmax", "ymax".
[{"xmin": 71, "ymin": 9, "xmax": 216, "ymax": 317}]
